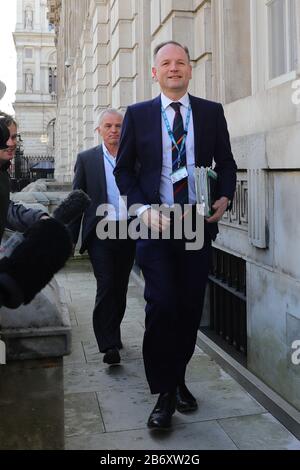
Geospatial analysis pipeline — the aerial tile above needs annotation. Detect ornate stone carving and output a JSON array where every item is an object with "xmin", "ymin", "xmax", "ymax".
[
  {"xmin": 25, "ymin": 71, "xmax": 34, "ymax": 92},
  {"xmin": 221, "ymin": 171, "xmax": 248, "ymax": 230},
  {"xmin": 25, "ymin": 8, "xmax": 33, "ymax": 29}
]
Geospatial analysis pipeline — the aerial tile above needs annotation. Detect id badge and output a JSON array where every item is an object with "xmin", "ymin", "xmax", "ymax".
[{"xmin": 170, "ymin": 166, "xmax": 188, "ymax": 185}]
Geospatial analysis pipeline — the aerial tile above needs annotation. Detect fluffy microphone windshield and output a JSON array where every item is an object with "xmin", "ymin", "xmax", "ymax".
[
  {"xmin": 53, "ymin": 189, "xmax": 91, "ymax": 225},
  {"xmin": 0, "ymin": 218, "xmax": 72, "ymax": 305},
  {"xmin": 0, "ymin": 190, "xmax": 90, "ymax": 308}
]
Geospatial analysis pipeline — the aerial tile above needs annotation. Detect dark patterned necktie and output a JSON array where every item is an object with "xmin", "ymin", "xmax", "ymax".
[{"xmin": 170, "ymin": 102, "xmax": 189, "ymax": 206}]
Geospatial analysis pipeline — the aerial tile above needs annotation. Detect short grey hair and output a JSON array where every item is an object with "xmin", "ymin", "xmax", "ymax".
[
  {"xmin": 153, "ymin": 41, "xmax": 191, "ymax": 63},
  {"xmin": 98, "ymin": 108, "xmax": 123, "ymax": 126}
]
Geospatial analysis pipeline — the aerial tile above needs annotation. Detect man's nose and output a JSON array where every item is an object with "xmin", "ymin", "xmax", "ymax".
[{"xmin": 169, "ymin": 62, "xmax": 178, "ymax": 70}]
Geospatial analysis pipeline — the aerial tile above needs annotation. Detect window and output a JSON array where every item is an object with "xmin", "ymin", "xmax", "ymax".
[
  {"xmin": 267, "ymin": 0, "xmax": 297, "ymax": 80},
  {"xmin": 25, "ymin": 48, "xmax": 33, "ymax": 59},
  {"xmin": 49, "ymin": 67, "xmax": 57, "ymax": 94}
]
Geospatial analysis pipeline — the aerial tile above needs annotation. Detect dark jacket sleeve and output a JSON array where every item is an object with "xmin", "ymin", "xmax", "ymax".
[
  {"xmin": 68, "ymin": 153, "xmax": 86, "ymax": 245},
  {"xmin": 6, "ymin": 201, "xmax": 47, "ymax": 233},
  {"xmin": 114, "ymin": 107, "xmax": 148, "ymax": 209},
  {"xmin": 213, "ymin": 104, "xmax": 237, "ymax": 203}
]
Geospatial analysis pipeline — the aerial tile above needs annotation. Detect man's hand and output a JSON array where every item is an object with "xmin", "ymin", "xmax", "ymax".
[
  {"xmin": 140, "ymin": 208, "xmax": 171, "ymax": 233},
  {"xmin": 206, "ymin": 197, "xmax": 229, "ymax": 224}
]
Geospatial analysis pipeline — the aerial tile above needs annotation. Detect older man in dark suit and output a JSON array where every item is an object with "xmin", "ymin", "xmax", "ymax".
[
  {"xmin": 70, "ymin": 109, "xmax": 135, "ymax": 365},
  {"xmin": 115, "ymin": 41, "xmax": 237, "ymax": 430}
]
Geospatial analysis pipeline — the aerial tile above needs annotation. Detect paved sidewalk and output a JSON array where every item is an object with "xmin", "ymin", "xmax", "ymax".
[{"xmin": 57, "ymin": 259, "xmax": 300, "ymax": 451}]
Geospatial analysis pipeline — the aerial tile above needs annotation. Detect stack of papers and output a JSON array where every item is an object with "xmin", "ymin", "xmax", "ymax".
[{"xmin": 194, "ymin": 167, "xmax": 218, "ymax": 217}]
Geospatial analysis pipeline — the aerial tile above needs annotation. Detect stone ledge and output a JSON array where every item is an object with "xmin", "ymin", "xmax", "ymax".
[
  {"xmin": 0, "ymin": 278, "xmax": 72, "ymax": 361},
  {"xmin": 2, "ymin": 328, "xmax": 71, "ymax": 361}
]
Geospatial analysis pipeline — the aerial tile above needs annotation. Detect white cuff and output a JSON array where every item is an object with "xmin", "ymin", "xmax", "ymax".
[{"xmin": 136, "ymin": 205, "xmax": 151, "ymax": 218}]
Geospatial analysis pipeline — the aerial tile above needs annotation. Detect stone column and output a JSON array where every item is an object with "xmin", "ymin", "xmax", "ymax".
[
  {"xmin": 136, "ymin": 0, "xmax": 152, "ymax": 102},
  {"xmin": 193, "ymin": 0, "xmax": 212, "ymax": 99},
  {"xmin": 35, "ymin": 47, "xmax": 41, "ymax": 93},
  {"xmin": 296, "ymin": 0, "xmax": 300, "ymax": 123},
  {"xmin": 81, "ymin": 20, "xmax": 94, "ymax": 150},
  {"xmin": 211, "ymin": 0, "xmax": 225, "ymax": 102},
  {"xmin": 16, "ymin": 0, "xmax": 23, "ymax": 29},
  {"xmin": 69, "ymin": 81, "xmax": 77, "ymax": 177},
  {"xmin": 75, "ymin": 61, "xmax": 84, "ymax": 155},
  {"xmin": 91, "ymin": 0, "xmax": 110, "ymax": 127},
  {"xmin": 66, "ymin": 87, "xmax": 72, "ymax": 179},
  {"xmin": 55, "ymin": 99, "xmax": 69, "ymax": 182},
  {"xmin": 110, "ymin": 0, "xmax": 136, "ymax": 110},
  {"xmin": 211, "ymin": 0, "xmax": 251, "ymax": 104},
  {"xmin": 40, "ymin": 0, "xmax": 47, "ymax": 31},
  {"xmin": 34, "ymin": 0, "xmax": 41, "ymax": 30},
  {"xmin": 16, "ymin": 49, "xmax": 23, "ymax": 91},
  {"xmin": 296, "ymin": 0, "xmax": 300, "ymax": 78}
]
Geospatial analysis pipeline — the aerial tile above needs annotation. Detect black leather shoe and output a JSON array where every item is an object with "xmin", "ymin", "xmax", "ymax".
[
  {"xmin": 103, "ymin": 347, "xmax": 121, "ymax": 365},
  {"xmin": 176, "ymin": 383, "xmax": 198, "ymax": 413},
  {"xmin": 147, "ymin": 392, "xmax": 176, "ymax": 430}
]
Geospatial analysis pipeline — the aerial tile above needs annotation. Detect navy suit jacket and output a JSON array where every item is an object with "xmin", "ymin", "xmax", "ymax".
[
  {"xmin": 69, "ymin": 145, "xmax": 107, "ymax": 253},
  {"xmin": 114, "ymin": 94, "xmax": 237, "ymax": 240}
]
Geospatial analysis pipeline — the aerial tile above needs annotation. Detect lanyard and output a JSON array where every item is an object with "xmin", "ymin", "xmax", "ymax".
[
  {"xmin": 103, "ymin": 148, "xmax": 116, "ymax": 170},
  {"xmin": 161, "ymin": 103, "xmax": 192, "ymax": 169}
]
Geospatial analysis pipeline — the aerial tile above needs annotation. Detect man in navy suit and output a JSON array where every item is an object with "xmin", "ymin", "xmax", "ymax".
[
  {"xmin": 70, "ymin": 109, "xmax": 135, "ymax": 365},
  {"xmin": 114, "ymin": 41, "xmax": 237, "ymax": 430}
]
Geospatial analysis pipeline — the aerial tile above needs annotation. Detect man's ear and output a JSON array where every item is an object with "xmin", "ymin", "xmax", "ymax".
[{"xmin": 152, "ymin": 67, "xmax": 158, "ymax": 81}]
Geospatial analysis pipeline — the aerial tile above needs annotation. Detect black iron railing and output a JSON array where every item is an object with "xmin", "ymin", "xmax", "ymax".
[
  {"xmin": 9, "ymin": 154, "xmax": 55, "ymax": 192},
  {"xmin": 202, "ymin": 248, "xmax": 247, "ymax": 360}
]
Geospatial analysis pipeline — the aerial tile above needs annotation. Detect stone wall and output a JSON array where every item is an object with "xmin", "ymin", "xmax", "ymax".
[{"xmin": 51, "ymin": 0, "xmax": 300, "ymax": 410}]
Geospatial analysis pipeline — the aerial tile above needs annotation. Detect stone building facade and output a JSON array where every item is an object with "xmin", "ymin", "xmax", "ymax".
[
  {"xmin": 49, "ymin": 0, "xmax": 300, "ymax": 410},
  {"xmin": 13, "ymin": 0, "xmax": 57, "ymax": 155}
]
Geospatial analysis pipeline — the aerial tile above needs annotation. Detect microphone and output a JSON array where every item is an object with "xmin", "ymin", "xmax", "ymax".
[
  {"xmin": 52, "ymin": 189, "xmax": 91, "ymax": 225},
  {"xmin": 0, "ymin": 190, "xmax": 91, "ymax": 308},
  {"xmin": 0, "ymin": 218, "xmax": 72, "ymax": 308},
  {"xmin": 1, "ymin": 189, "xmax": 91, "ymax": 259}
]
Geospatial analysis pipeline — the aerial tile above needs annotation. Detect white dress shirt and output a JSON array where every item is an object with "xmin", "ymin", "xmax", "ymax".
[{"xmin": 102, "ymin": 143, "xmax": 128, "ymax": 220}]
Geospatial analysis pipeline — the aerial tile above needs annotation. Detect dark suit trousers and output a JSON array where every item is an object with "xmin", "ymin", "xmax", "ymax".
[
  {"xmin": 136, "ymin": 235, "xmax": 211, "ymax": 394},
  {"xmin": 87, "ymin": 232, "xmax": 135, "ymax": 352}
]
